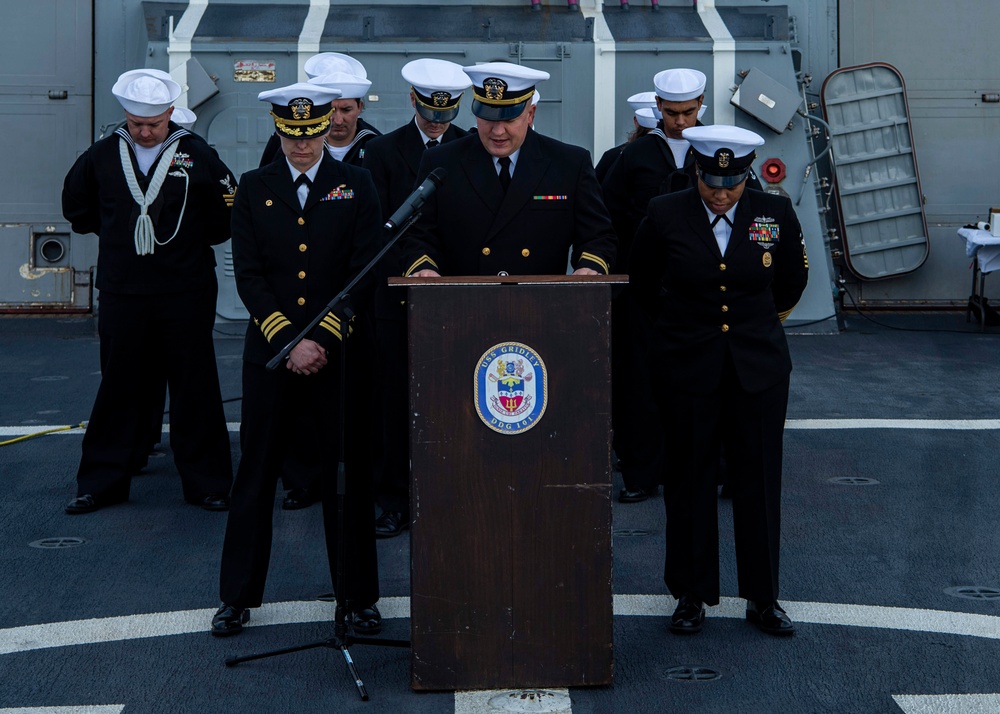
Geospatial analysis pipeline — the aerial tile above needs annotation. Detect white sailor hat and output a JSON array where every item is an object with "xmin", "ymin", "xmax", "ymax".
[
  {"xmin": 532, "ymin": 90, "xmax": 540, "ymax": 107},
  {"xmin": 112, "ymin": 70, "xmax": 181, "ymax": 117},
  {"xmin": 683, "ymin": 125, "xmax": 764, "ymax": 189},
  {"xmin": 308, "ymin": 72, "xmax": 372, "ymax": 100},
  {"xmin": 258, "ymin": 82, "xmax": 342, "ymax": 139},
  {"xmin": 635, "ymin": 107, "xmax": 658, "ymax": 129},
  {"xmin": 171, "ymin": 106, "xmax": 197, "ymax": 130},
  {"xmin": 653, "ymin": 68, "xmax": 707, "ymax": 103},
  {"xmin": 627, "ymin": 91, "xmax": 658, "ymax": 111},
  {"xmin": 402, "ymin": 58, "xmax": 471, "ymax": 124},
  {"xmin": 698, "ymin": 104, "xmax": 708, "ymax": 120},
  {"xmin": 463, "ymin": 62, "xmax": 549, "ymax": 121},
  {"xmin": 304, "ymin": 52, "xmax": 367, "ymax": 80}
]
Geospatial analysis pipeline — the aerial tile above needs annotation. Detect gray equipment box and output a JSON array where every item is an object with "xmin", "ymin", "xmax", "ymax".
[{"xmin": 731, "ymin": 67, "xmax": 803, "ymax": 134}]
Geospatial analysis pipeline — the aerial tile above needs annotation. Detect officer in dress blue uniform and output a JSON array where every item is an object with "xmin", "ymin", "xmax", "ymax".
[
  {"xmin": 629, "ymin": 125, "xmax": 809, "ymax": 637},
  {"xmin": 258, "ymin": 54, "xmax": 381, "ymax": 169},
  {"xmin": 401, "ymin": 62, "xmax": 616, "ymax": 279},
  {"xmin": 62, "ymin": 70, "xmax": 236, "ymax": 515},
  {"xmin": 211, "ymin": 82, "xmax": 383, "ymax": 637},
  {"xmin": 258, "ymin": 58, "xmax": 381, "ymax": 511},
  {"xmin": 362, "ymin": 59, "xmax": 472, "ymax": 538}
]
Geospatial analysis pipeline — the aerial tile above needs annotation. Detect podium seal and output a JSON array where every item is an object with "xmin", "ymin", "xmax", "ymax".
[{"xmin": 474, "ymin": 341, "xmax": 548, "ymax": 435}]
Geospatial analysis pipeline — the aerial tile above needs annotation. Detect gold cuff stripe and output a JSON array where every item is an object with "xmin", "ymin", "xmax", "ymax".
[
  {"xmin": 405, "ymin": 255, "xmax": 438, "ymax": 276},
  {"xmin": 580, "ymin": 252, "xmax": 610, "ymax": 274},
  {"xmin": 778, "ymin": 308, "xmax": 793, "ymax": 323},
  {"xmin": 318, "ymin": 321, "xmax": 344, "ymax": 340},
  {"xmin": 261, "ymin": 312, "xmax": 292, "ymax": 341}
]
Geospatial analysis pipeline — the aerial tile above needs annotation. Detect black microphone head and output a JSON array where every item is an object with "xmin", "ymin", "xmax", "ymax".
[{"xmin": 428, "ymin": 167, "xmax": 448, "ymax": 186}]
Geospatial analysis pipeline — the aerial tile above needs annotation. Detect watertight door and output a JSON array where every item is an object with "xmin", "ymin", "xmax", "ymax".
[{"xmin": 821, "ymin": 62, "xmax": 930, "ymax": 279}]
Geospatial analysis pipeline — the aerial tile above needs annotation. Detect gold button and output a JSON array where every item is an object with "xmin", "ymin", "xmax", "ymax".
[
  {"xmin": 721, "ymin": 305, "xmax": 729, "ymax": 312},
  {"xmin": 521, "ymin": 248, "xmax": 530, "ymax": 257},
  {"xmin": 299, "ymin": 244, "xmax": 307, "ymax": 252},
  {"xmin": 720, "ymin": 285, "xmax": 727, "ymax": 292},
  {"xmin": 297, "ymin": 217, "xmax": 305, "ymax": 226},
  {"xmin": 721, "ymin": 324, "xmax": 730, "ymax": 332},
  {"xmin": 297, "ymin": 297, "xmax": 305, "ymax": 306},
  {"xmin": 265, "ymin": 199, "xmax": 273, "ymax": 206},
  {"xmin": 482, "ymin": 247, "xmax": 491, "ymax": 256},
  {"xmin": 298, "ymin": 271, "xmax": 306, "ymax": 279},
  {"xmin": 719, "ymin": 263, "xmax": 727, "ymax": 271}
]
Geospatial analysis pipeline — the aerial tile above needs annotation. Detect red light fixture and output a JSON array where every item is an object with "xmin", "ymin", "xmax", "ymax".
[{"xmin": 761, "ymin": 158, "xmax": 786, "ymax": 183}]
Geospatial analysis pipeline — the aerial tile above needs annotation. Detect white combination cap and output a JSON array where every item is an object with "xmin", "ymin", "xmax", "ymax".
[
  {"xmin": 307, "ymin": 72, "xmax": 372, "ymax": 100},
  {"xmin": 258, "ymin": 82, "xmax": 342, "ymax": 139},
  {"xmin": 635, "ymin": 107, "xmax": 658, "ymax": 129},
  {"xmin": 627, "ymin": 91, "xmax": 658, "ymax": 111},
  {"xmin": 171, "ymin": 106, "xmax": 197, "ymax": 130},
  {"xmin": 304, "ymin": 52, "xmax": 367, "ymax": 80},
  {"xmin": 653, "ymin": 68, "xmax": 707, "ymax": 102},
  {"xmin": 683, "ymin": 125, "xmax": 765, "ymax": 188},
  {"xmin": 402, "ymin": 59, "xmax": 472, "ymax": 123},
  {"xmin": 112, "ymin": 71, "xmax": 181, "ymax": 117},
  {"xmin": 463, "ymin": 62, "xmax": 549, "ymax": 121}
]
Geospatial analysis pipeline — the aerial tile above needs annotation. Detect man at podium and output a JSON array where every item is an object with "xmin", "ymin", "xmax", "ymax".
[{"xmin": 400, "ymin": 62, "xmax": 616, "ymax": 278}]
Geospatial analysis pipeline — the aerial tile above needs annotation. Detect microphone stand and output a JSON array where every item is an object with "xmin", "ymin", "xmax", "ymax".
[{"xmin": 224, "ymin": 212, "xmax": 421, "ymax": 701}]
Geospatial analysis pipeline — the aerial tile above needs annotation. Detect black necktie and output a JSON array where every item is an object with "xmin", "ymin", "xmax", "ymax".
[
  {"xmin": 425, "ymin": 139, "xmax": 439, "ymax": 149},
  {"xmin": 295, "ymin": 174, "xmax": 311, "ymax": 208},
  {"xmin": 711, "ymin": 213, "xmax": 732, "ymax": 228},
  {"xmin": 497, "ymin": 157, "xmax": 512, "ymax": 193}
]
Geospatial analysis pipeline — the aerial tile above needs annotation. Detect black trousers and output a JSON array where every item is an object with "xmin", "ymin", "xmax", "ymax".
[
  {"xmin": 658, "ymin": 356, "xmax": 788, "ymax": 606},
  {"xmin": 219, "ymin": 355, "xmax": 378, "ymax": 610},
  {"xmin": 77, "ymin": 286, "xmax": 232, "ymax": 502}
]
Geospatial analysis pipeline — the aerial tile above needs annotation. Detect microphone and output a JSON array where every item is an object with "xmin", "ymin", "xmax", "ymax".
[{"xmin": 384, "ymin": 167, "xmax": 447, "ymax": 231}]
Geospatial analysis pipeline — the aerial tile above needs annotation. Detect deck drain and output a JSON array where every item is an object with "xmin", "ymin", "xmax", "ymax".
[
  {"xmin": 613, "ymin": 529, "xmax": 653, "ymax": 537},
  {"xmin": 827, "ymin": 476, "xmax": 880, "ymax": 486},
  {"xmin": 29, "ymin": 537, "xmax": 86, "ymax": 549},
  {"xmin": 487, "ymin": 690, "xmax": 571, "ymax": 712},
  {"xmin": 944, "ymin": 586, "xmax": 1000, "ymax": 601},
  {"xmin": 665, "ymin": 665, "xmax": 722, "ymax": 682}
]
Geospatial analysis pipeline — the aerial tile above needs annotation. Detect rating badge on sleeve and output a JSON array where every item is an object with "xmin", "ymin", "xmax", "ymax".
[{"xmin": 474, "ymin": 341, "xmax": 548, "ymax": 435}]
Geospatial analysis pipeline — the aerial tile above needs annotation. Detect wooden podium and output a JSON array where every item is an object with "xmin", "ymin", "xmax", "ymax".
[{"xmin": 392, "ymin": 274, "xmax": 624, "ymax": 692}]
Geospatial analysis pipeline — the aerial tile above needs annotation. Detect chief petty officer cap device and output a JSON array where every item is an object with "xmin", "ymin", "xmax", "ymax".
[
  {"xmin": 258, "ymin": 83, "xmax": 342, "ymax": 139},
  {"xmin": 463, "ymin": 62, "xmax": 550, "ymax": 121},
  {"xmin": 684, "ymin": 125, "xmax": 765, "ymax": 189},
  {"xmin": 402, "ymin": 58, "xmax": 472, "ymax": 125}
]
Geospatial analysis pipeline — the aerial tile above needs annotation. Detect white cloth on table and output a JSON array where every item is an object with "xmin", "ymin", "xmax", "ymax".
[{"xmin": 957, "ymin": 228, "xmax": 1000, "ymax": 273}]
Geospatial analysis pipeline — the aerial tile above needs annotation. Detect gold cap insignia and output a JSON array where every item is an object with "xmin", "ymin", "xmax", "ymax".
[
  {"xmin": 290, "ymin": 98, "xmax": 312, "ymax": 120},
  {"xmin": 483, "ymin": 77, "xmax": 507, "ymax": 101},
  {"xmin": 431, "ymin": 91, "xmax": 452, "ymax": 107},
  {"xmin": 717, "ymin": 151, "xmax": 731, "ymax": 169}
]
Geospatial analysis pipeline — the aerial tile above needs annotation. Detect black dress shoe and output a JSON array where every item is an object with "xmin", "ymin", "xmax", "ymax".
[
  {"xmin": 618, "ymin": 486, "xmax": 650, "ymax": 503},
  {"xmin": 211, "ymin": 604, "xmax": 250, "ymax": 637},
  {"xmin": 65, "ymin": 494, "xmax": 100, "ymax": 515},
  {"xmin": 350, "ymin": 605, "xmax": 382, "ymax": 635},
  {"xmin": 282, "ymin": 488, "xmax": 320, "ymax": 510},
  {"xmin": 374, "ymin": 511, "xmax": 409, "ymax": 538},
  {"xmin": 670, "ymin": 595, "xmax": 706, "ymax": 634},
  {"xmin": 746, "ymin": 600, "xmax": 795, "ymax": 636},
  {"xmin": 201, "ymin": 494, "xmax": 230, "ymax": 511}
]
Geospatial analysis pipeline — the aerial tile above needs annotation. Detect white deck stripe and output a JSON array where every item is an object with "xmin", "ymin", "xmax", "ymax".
[
  {"xmin": 2, "ymin": 595, "xmax": 998, "ymax": 657},
  {"xmin": 7, "ymin": 419, "xmax": 1000, "ymax": 438},
  {"xmin": 0, "ymin": 704, "xmax": 125, "ymax": 714},
  {"xmin": 892, "ymin": 694, "xmax": 1000, "ymax": 714}
]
